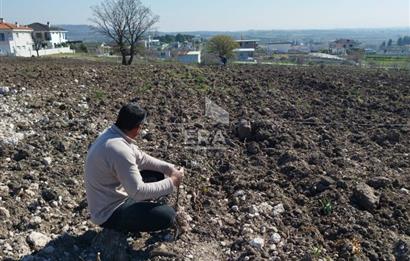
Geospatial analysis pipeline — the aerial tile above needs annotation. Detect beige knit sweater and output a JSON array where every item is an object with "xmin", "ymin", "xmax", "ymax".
[{"xmin": 84, "ymin": 125, "xmax": 175, "ymax": 225}]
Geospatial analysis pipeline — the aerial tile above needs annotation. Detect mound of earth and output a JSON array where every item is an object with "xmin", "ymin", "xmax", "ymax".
[{"xmin": 0, "ymin": 58, "xmax": 409, "ymax": 260}]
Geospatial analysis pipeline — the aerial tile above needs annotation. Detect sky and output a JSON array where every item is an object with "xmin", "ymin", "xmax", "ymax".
[{"xmin": 1, "ymin": 0, "xmax": 409, "ymax": 32}]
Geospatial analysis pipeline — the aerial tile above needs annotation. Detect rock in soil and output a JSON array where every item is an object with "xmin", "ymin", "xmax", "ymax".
[
  {"xmin": 237, "ymin": 119, "xmax": 252, "ymax": 140},
  {"xmin": 352, "ymin": 183, "xmax": 380, "ymax": 211},
  {"xmin": 27, "ymin": 232, "xmax": 51, "ymax": 250}
]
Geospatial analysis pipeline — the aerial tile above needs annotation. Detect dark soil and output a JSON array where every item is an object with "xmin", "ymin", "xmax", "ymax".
[{"xmin": 0, "ymin": 58, "xmax": 409, "ymax": 261}]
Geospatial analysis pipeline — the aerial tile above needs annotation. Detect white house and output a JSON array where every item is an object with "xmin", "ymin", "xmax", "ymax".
[
  {"xmin": 177, "ymin": 51, "xmax": 201, "ymax": 64},
  {"xmin": 142, "ymin": 35, "xmax": 161, "ymax": 49},
  {"xmin": 0, "ymin": 19, "xmax": 34, "ymax": 57},
  {"xmin": 96, "ymin": 43, "xmax": 113, "ymax": 56},
  {"xmin": 329, "ymin": 39, "xmax": 360, "ymax": 55},
  {"xmin": 29, "ymin": 22, "xmax": 68, "ymax": 48}
]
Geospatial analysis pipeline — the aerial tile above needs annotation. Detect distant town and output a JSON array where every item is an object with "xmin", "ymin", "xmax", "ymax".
[{"xmin": 0, "ymin": 18, "xmax": 409, "ymax": 68}]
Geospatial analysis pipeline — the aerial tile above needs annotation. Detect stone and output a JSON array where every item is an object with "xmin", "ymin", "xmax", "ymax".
[
  {"xmin": 246, "ymin": 142, "xmax": 259, "ymax": 155},
  {"xmin": 317, "ymin": 176, "xmax": 335, "ymax": 191},
  {"xmin": 248, "ymin": 205, "xmax": 258, "ymax": 214},
  {"xmin": 233, "ymin": 190, "xmax": 245, "ymax": 197},
  {"xmin": 250, "ymin": 237, "xmax": 265, "ymax": 249},
  {"xmin": 258, "ymin": 202, "xmax": 273, "ymax": 214},
  {"xmin": 367, "ymin": 176, "xmax": 391, "ymax": 189},
  {"xmin": 27, "ymin": 232, "xmax": 51, "ymax": 249},
  {"xmin": 13, "ymin": 149, "xmax": 30, "ymax": 161},
  {"xmin": 15, "ymin": 236, "xmax": 31, "ymax": 256},
  {"xmin": 0, "ymin": 207, "xmax": 10, "ymax": 218},
  {"xmin": 237, "ymin": 120, "xmax": 252, "ymax": 140},
  {"xmin": 400, "ymin": 188, "xmax": 409, "ymax": 195},
  {"xmin": 42, "ymin": 157, "xmax": 53, "ymax": 166},
  {"xmin": 30, "ymin": 216, "xmax": 42, "ymax": 226},
  {"xmin": 231, "ymin": 205, "xmax": 239, "ymax": 212},
  {"xmin": 3, "ymin": 242, "xmax": 12, "ymax": 251},
  {"xmin": 353, "ymin": 183, "xmax": 380, "ymax": 211},
  {"xmin": 0, "ymin": 86, "xmax": 10, "ymax": 95},
  {"xmin": 270, "ymin": 233, "xmax": 281, "ymax": 244},
  {"xmin": 0, "ymin": 185, "xmax": 9, "ymax": 194},
  {"xmin": 270, "ymin": 244, "xmax": 277, "ymax": 251},
  {"xmin": 273, "ymin": 203, "xmax": 285, "ymax": 216},
  {"xmin": 41, "ymin": 189, "xmax": 58, "ymax": 202}
]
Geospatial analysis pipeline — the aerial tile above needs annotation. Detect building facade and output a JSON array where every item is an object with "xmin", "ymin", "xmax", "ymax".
[
  {"xmin": 0, "ymin": 19, "xmax": 34, "ymax": 57},
  {"xmin": 29, "ymin": 22, "xmax": 68, "ymax": 48},
  {"xmin": 330, "ymin": 39, "xmax": 360, "ymax": 55},
  {"xmin": 236, "ymin": 39, "xmax": 259, "ymax": 49},
  {"xmin": 233, "ymin": 48, "xmax": 255, "ymax": 62},
  {"xmin": 177, "ymin": 51, "xmax": 201, "ymax": 64}
]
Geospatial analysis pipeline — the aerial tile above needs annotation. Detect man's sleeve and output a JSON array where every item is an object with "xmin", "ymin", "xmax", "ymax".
[
  {"xmin": 134, "ymin": 146, "xmax": 175, "ymax": 177},
  {"xmin": 110, "ymin": 142, "xmax": 174, "ymax": 201}
]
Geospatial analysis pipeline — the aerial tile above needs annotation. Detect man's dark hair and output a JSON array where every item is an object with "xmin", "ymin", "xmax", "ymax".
[{"xmin": 115, "ymin": 103, "xmax": 147, "ymax": 131}]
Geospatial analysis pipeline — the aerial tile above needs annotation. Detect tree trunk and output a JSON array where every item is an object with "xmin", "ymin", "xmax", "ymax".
[
  {"xmin": 220, "ymin": 56, "xmax": 228, "ymax": 66},
  {"xmin": 127, "ymin": 47, "xmax": 135, "ymax": 65},
  {"xmin": 119, "ymin": 45, "xmax": 127, "ymax": 65},
  {"xmin": 120, "ymin": 49, "xmax": 127, "ymax": 65},
  {"xmin": 36, "ymin": 50, "xmax": 39, "ymax": 57},
  {"xmin": 121, "ymin": 54, "xmax": 127, "ymax": 65}
]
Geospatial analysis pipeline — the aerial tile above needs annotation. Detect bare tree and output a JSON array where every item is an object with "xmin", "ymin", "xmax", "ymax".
[
  {"xmin": 32, "ymin": 33, "xmax": 45, "ymax": 57},
  {"xmin": 91, "ymin": 0, "xmax": 159, "ymax": 65}
]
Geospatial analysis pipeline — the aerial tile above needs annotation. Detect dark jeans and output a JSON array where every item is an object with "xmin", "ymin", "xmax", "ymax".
[{"xmin": 101, "ymin": 170, "xmax": 176, "ymax": 233}]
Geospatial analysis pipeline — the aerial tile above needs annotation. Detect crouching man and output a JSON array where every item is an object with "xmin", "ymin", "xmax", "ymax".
[{"xmin": 84, "ymin": 103, "xmax": 184, "ymax": 233}]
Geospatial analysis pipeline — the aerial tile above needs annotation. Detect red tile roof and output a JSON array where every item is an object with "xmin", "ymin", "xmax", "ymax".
[{"xmin": 0, "ymin": 22, "xmax": 33, "ymax": 31}]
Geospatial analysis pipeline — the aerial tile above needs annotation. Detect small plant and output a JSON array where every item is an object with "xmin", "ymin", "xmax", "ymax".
[
  {"xmin": 138, "ymin": 84, "xmax": 152, "ymax": 93},
  {"xmin": 320, "ymin": 198, "xmax": 333, "ymax": 215},
  {"xmin": 195, "ymin": 75, "xmax": 206, "ymax": 84},
  {"xmin": 311, "ymin": 245, "xmax": 323, "ymax": 258},
  {"xmin": 196, "ymin": 83, "xmax": 209, "ymax": 93},
  {"xmin": 93, "ymin": 89, "xmax": 107, "ymax": 101}
]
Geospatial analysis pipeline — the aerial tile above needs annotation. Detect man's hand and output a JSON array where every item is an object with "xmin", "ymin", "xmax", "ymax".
[{"xmin": 170, "ymin": 167, "xmax": 184, "ymax": 187}]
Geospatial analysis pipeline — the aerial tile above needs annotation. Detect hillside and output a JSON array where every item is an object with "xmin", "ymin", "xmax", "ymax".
[
  {"xmin": 59, "ymin": 25, "xmax": 108, "ymax": 43},
  {"xmin": 58, "ymin": 25, "xmax": 410, "ymax": 45}
]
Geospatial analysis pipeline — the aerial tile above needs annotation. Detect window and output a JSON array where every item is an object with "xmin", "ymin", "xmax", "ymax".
[
  {"xmin": 36, "ymin": 32, "xmax": 42, "ymax": 39},
  {"xmin": 0, "ymin": 33, "xmax": 5, "ymax": 41},
  {"xmin": 45, "ymin": 32, "xmax": 51, "ymax": 41}
]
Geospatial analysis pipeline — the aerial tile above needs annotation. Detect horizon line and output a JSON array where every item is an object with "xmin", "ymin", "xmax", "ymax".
[{"xmin": 56, "ymin": 24, "xmax": 410, "ymax": 33}]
